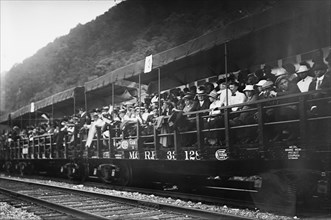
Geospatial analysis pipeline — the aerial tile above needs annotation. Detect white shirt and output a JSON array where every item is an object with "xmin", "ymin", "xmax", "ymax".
[
  {"xmin": 316, "ymin": 75, "xmax": 325, "ymax": 90},
  {"xmin": 218, "ymin": 89, "xmax": 232, "ymax": 106},
  {"xmin": 227, "ymin": 91, "xmax": 247, "ymax": 111},
  {"xmin": 142, "ymin": 112, "xmax": 150, "ymax": 122},
  {"xmin": 297, "ymin": 76, "xmax": 313, "ymax": 92}
]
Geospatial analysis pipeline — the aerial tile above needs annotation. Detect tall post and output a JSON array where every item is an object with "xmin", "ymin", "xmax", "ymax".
[
  {"xmin": 35, "ymin": 111, "xmax": 37, "ymax": 127},
  {"xmin": 20, "ymin": 116, "xmax": 23, "ymax": 129},
  {"xmin": 224, "ymin": 42, "xmax": 229, "ymax": 106},
  {"xmin": 138, "ymin": 73, "xmax": 141, "ymax": 109},
  {"xmin": 28, "ymin": 112, "xmax": 31, "ymax": 127},
  {"xmin": 84, "ymin": 89, "xmax": 88, "ymax": 114},
  {"xmin": 158, "ymin": 68, "xmax": 161, "ymax": 115},
  {"xmin": 112, "ymin": 83, "xmax": 115, "ymax": 108},
  {"xmin": 73, "ymin": 94, "xmax": 76, "ymax": 116},
  {"xmin": 51, "ymin": 96, "xmax": 54, "ymax": 124}
]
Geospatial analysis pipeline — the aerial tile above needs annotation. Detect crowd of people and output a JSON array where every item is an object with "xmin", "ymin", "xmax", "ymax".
[{"xmin": 1, "ymin": 49, "xmax": 331, "ymax": 151}]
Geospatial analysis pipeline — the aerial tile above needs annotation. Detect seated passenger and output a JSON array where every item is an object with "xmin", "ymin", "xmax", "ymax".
[
  {"xmin": 271, "ymin": 75, "xmax": 301, "ymax": 141},
  {"xmin": 309, "ymin": 62, "xmax": 331, "ymax": 91},
  {"xmin": 217, "ymin": 78, "xmax": 232, "ymax": 106},
  {"xmin": 296, "ymin": 62, "xmax": 313, "ymax": 92},
  {"xmin": 255, "ymin": 79, "xmax": 267, "ymax": 94},
  {"xmin": 195, "ymin": 86, "xmax": 211, "ymax": 113},
  {"xmin": 283, "ymin": 63, "xmax": 298, "ymax": 83},
  {"xmin": 231, "ymin": 85, "xmax": 258, "ymax": 143},
  {"xmin": 204, "ymin": 82, "xmax": 214, "ymax": 94},
  {"xmin": 308, "ymin": 62, "xmax": 331, "ymax": 115},
  {"xmin": 263, "ymin": 65, "xmax": 277, "ymax": 82},
  {"xmin": 168, "ymin": 93, "xmax": 196, "ymax": 131},
  {"xmin": 258, "ymin": 80, "xmax": 277, "ymax": 122},
  {"xmin": 274, "ymin": 74, "xmax": 301, "ymax": 98},
  {"xmin": 183, "ymin": 93, "xmax": 197, "ymax": 113},
  {"xmin": 206, "ymin": 90, "xmax": 223, "ymax": 128},
  {"xmin": 208, "ymin": 90, "xmax": 222, "ymax": 117},
  {"xmin": 227, "ymin": 81, "xmax": 247, "ymax": 112},
  {"xmin": 232, "ymin": 84, "xmax": 258, "ymax": 125}
]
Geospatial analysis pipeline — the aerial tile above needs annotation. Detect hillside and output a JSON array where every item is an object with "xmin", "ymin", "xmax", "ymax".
[{"xmin": 2, "ymin": 0, "xmax": 275, "ymax": 113}]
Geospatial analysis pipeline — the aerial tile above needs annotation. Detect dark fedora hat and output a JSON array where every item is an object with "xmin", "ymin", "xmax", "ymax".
[{"xmin": 313, "ymin": 62, "xmax": 328, "ymax": 71}]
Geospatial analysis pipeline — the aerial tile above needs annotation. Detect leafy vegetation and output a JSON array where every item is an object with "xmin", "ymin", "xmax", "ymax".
[{"xmin": 2, "ymin": 0, "xmax": 274, "ymax": 114}]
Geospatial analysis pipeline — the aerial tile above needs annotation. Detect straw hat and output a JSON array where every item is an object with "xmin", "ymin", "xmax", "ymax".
[
  {"xmin": 274, "ymin": 67, "xmax": 287, "ymax": 77},
  {"xmin": 243, "ymin": 85, "xmax": 254, "ymax": 91},
  {"xmin": 256, "ymin": 79, "xmax": 267, "ymax": 87},
  {"xmin": 261, "ymin": 80, "xmax": 274, "ymax": 89},
  {"xmin": 296, "ymin": 65, "xmax": 309, "ymax": 74}
]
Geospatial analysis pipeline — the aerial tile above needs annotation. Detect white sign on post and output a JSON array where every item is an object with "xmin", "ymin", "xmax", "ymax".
[
  {"xmin": 144, "ymin": 54, "xmax": 153, "ymax": 73},
  {"xmin": 30, "ymin": 102, "xmax": 35, "ymax": 113}
]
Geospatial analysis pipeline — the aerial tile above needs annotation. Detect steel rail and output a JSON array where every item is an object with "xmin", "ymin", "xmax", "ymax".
[
  {"xmin": 0, "ymin": 186, "xmax": 109, "ymax": 220},
  {"xmin": 0, "ymin": 176, "xmax": 252, "ymax": 219}
]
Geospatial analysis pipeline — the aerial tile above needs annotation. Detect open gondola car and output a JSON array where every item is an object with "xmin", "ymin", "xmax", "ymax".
[{"xmin": 1, "ymin": 0, "xmax": 330, "ymax": 216}]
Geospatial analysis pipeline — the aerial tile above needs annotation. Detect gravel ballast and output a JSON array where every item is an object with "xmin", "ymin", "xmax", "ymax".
[
  {"xmin": 2, "ymin": 176, "xmax": 297, "ymax": 220},
  {"xmin": 0, "ymin": 202, "xmax": 41, "ymax": 220}
]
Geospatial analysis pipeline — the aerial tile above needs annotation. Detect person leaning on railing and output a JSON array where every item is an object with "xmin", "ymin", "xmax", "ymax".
[{"xmin": 85, "ymin": 106, "xmax": 114, "ymax": 148}]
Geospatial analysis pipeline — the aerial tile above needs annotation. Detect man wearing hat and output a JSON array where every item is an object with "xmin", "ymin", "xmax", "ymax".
[
  {"xmin": 259, "ymin": 80, "xmax": 276, "ymax": 100},
  {"xmin": 183, "ymin": 93, "xmax": 197, "ymax": 113},
  {"xmin": 308, "ymin": 62, "xmax": 331, "ymax": 116},
  {"xmin": 307, "ymin": 61, "xmax": 331, "ymax": 141},
  {"xmin": 232, "ymin": 85, "xmax": 258, "ymax": 125},
  {"xmin": 231, "ymin": 85, "xmax": 258, "ymax": 142},
  {"xmin": 255, "ymin": 79, "xmax": 267, "ymax": 94},
  {"xmin": 296, "ymin": 62, "xmax": 313, "ymax": 92},
  {"xmin": 309, "ymin": 62, "xmax": 331, "ymax": 92},
  {"xmin": 204, "ymin": 90, "xmax": 223, "ymax": 142},
  {"xmin": 274, "ymin": 74, "xmax": 300, "ymax": 97},
  {"xmin": 273, "ymin": 74, "xmax": 301, "ymax": 141},
  {"xmin": 196, "ymin": 86, "xmax": 210, "ymax": 113}
]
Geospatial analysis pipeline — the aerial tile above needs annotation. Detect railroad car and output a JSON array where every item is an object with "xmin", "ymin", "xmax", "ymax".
[{"xmin": 1, "ymin": 1, "xmax": 330, "ymax": 216}]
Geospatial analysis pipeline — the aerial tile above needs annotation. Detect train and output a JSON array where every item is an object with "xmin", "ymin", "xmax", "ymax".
[{"xmin": 1, "ymin": 1, "xmax": 330, "ymax": 216}]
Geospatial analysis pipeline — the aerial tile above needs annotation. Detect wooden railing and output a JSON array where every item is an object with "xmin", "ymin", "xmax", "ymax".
[{"xmin": 1, "ymin": 88, "xmax": 331, "ymax": 161}]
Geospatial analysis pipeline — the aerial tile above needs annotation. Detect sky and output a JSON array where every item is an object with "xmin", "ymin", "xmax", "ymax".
[{"xmin": 0, "ymin": 0, "xmax": 120, "ymax": 74}]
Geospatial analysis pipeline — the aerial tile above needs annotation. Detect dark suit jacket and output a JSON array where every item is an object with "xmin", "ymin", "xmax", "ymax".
[
  {"xmin": 196, "ymin": 98, "xmax": 211, "ymax": 111},
  {"xmin": 308, "ymin": 74, "xmax": 331, "ymax": 91},
  {"xmin": 308, "ymin": 74, "xmax": 331, "ymax": 115}
]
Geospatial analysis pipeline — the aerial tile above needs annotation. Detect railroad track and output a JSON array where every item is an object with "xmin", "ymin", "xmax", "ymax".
[
  {"xmin": 0, "ymin": 191, "xmax": 80, "ymax": 219},
  {"xmin": 0, "ymin": 177, "xmax": 249, "ymax": 219}
]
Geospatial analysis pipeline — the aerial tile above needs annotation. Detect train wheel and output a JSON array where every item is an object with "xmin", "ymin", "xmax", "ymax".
[
  {"xmin": 4, "ymin": 162, "xmax": 12, "ymax": 175},
  {"xmin": 251, "ymin": 170, "xmax": 296, "ymax": 216},
  {"xmin": 18, "ymin": 162, "xmax": 27, "ymax": 176},
  {"xmin": 98, "ymin": 165, "xmax": 114, "ymax": 184},
  {"xmin": 66, "ymin": 162, "xmax": 89, "ymax": 183},
  {"xmin": 115, "ymin": 163, "xmax": 132, "ymax": 186},
  {"xmin": 66, "ymin": 165, "xmax": 75, "ymax": 181}
]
